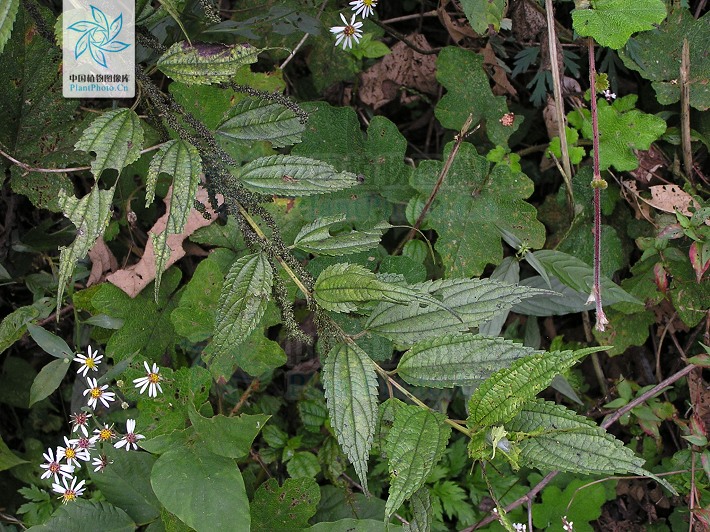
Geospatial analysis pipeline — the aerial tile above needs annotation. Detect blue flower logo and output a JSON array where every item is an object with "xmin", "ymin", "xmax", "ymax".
[{"xmin": 67, "ymin": 6, "xmax": 131, "ymax": 68}]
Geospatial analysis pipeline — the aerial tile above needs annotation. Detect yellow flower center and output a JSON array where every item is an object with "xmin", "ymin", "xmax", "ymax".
[
  {"xmin": 90, "ymin": 387, "xmax": 102, "ymax": 398},
  {"xmin": 99, "ymin": 428, "xmax": 112, "ymax": 441},
  {"xmin": 63, "ymin": 490, "xmax": 76, "ymax": 503},
  {"xmin": 65, "ymin": 448, "xmax": 76, "ymax": 459},
  {"xmin": 344, "ymin": 25, "xmax": 355, "ymax": 37},
  {"xmin": 148, "ymin": 372, "xmax": 160, "ymax": 384},
  {"xmin": 364, "ymin": 0, "xmax": 374, "ymax": 6},
  {"xmin": 85, "ymin": 358, "xmax": 96, "ymax": 369}
]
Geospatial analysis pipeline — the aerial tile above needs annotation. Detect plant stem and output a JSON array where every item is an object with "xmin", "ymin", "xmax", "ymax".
[{"xmin": 680, "ymin": 38, "xmax": 693, "ymax": 181}]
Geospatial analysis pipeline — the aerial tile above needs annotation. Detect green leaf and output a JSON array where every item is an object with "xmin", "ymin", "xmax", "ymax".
[
  {"xmin": 286, "ymin": 451, "xmax": 322, "ymax": 479},
  {"xmin": 293, "ymin": 215, "xmax": 390, "ymax": 256},
  {"xmin": 0, "ymin": 435, "xmax": 27, "ymax": 471},
  {"xmin": 366, "ymin": 278, "xmax": 547, "ymax": 347},
  {"xmin": 0, "ymin": 0, "xmax": 19, "ymax": 54},
  {"xmin": 532, "ymin": 478, "xmax": 611, "ymax": 532},
  {"xmin": 188, "ymin": 404, "xmax": 269, "ymax": 459},
  {"xmin": 467, "ymin": 346, "xmax": 605, "ymax": 430},
  {"xmin": 385, "ymin": 405, "xmax": 451, "ymax": 520},
  {"xmin": 460, "ymin": 0, "xmax": 507, "ymax": 34},
  {"xmin": 435, "ymin": 47, "xmax": 519, "ymax": 146},
  {"xmin": 407, "ymin": 486, "xmax": 434, "ymax": 532},
  {"xmin": 322, "ymin": 343, "xmax": 379, "ymax": 494},
  {"xmin": 572, "ymin": 0, "xmax": 667, "ymax": 50},
  {"xmin": 89, "ymin": 447, "xmax": 161, "ymax": 525},
  {"xmin": 313, "ymin": 262, "xmax": 450, "ymax": 314},
  {"xmin": 210, "ymin": 252, "xmax": 273, "ymax": 372},
  {"xmin": 410, "ymin": 142, "xmax": 545, "ymax": 277},
  {"xmin": 618, "ymin": 9, "xmax": 710, "ymax": 110},
  {"xmin": 0, "ymin": 305, "xmax": 42, "ymax": 354},
  {"xmin": 397, "ymin": 334, "xmax": 539, "ymax": 389},
  {"xmin": 307, "ymin": 519, "xmax": 402, "ymax": 532},
  {"xmin": 251, "ymin": 478, "xmax": 320, "ymax": 530},
  {"xmin": 157, "ymin": 41, "xmax": 264, "ymax": 85},
  {"xmin": 216, "ymin": 96, "xmax": 305, "ymax": 148},
  {"xmin": 74, "ymin": 108, "xmax": 144, "ymax": 179},
  {"xmin": 57, "ymin": 184, "xmax": 116, "ymax": 307},
  {"xmin": 26, "ymin": 500, "xmax": 135, "ymax": 532},
  {"xmin": 25, "ymin": 324, "xmax": 73, "ymax": 359},
  {"xmin": 171, "ymin": 257, "xmax": 224, "ymax": 342},
  {"xmin": 508, "ymin": 399, "xmax": 677, "ymax": 494},
  {"xmin": 237, "ymin": 154, "xmax": 359, "ymax": 196},
  {"xmin": 29, "ymin": 358, "xmax": 71, "ymax": 407},
  {"xmin": 151, "ymin": 446, "xmax": 249, "ymax": 532}
]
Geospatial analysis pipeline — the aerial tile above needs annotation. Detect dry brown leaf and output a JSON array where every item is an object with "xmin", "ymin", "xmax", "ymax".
[
  {"xmin": 621, "ymin": 180, "xmax": 656, "ymax": 222},
  {"xmin": 646, "ymin": 184, "xmax": 700, "ymax": 216},
  {"xmin": 630, "ymin": 145, "xmax": 668, "ymax": 184},
  {"xmin": 688, "ymin": 368, "xmax": 710, "ymax": 435},
  {"xmin": 359, "ymin": 34, "xmax": 438, "ymax": 110},
  {"xmin": 87, "ymin": 237, "xmax": 118, "ymax": 286},
  {"xmin": 437, "ymin": 1, "xmax": 476, "ymax": 42},
  {"xmin": 510, "ymin": 0, "xmax": 546, "ymax": 42},
  {"xmin": 481, "ymin": 43, "xmax": 517, "ymax": 96},
  {"xmin": 107, "ymin": 186, "xmax": 221, "ymax": 298}
]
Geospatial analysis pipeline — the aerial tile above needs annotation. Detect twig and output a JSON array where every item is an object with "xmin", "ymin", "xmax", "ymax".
[
  {"xmin": 369, "ymin": 18, "xmax": 440, "ymax": 54},
  {"xmin": 380, "ymin": 10, "xmax": 438, "ymax": 24},
  {"xmin": 680, "ymin": 38, "xmax": 693, "ymax": 181},
  {"xmin": 279, "ymin": 0, "xmax": 328, "ymax": 69},
  {"xmin": 229, "ymin": 378, "xmax": 260, "ymax": 416}
]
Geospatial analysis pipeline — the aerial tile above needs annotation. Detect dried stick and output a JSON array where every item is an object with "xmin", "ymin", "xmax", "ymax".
[{"xmin": 680, "ymin": 38, "xmax": 693, "ymax": 181}]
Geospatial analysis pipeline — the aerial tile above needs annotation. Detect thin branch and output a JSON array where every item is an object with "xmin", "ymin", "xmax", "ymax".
[
  {"xmin": 369, "ymin": 18, "xmax": 441, "ymax": 54},
  {"xmin": 229, "ymin": 378, "xmax": 260, "ymax": 416},
  {"xmin": 380, "ymin": 10, "xmax": 437, "ymax": 24},
  {"xmin": 680, "ymin": 38, "xmax": 693, "ymax": 181},
  {"xmin": 279, "ymin": 0, "xmax": 329, "ymax": 69}
]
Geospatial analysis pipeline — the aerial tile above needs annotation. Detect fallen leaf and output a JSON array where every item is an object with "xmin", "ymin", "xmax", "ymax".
[
  {"xmin": 630, "ymin": 145, "xmax": 668, "ymax": 184},
  {"xmin": 437, "ymin": 0, "xmax": 477, "ymax": 43},
  {"xmin": 87, "ymin": 238, "xmax": 118, "ymax": 286},
  {"xmin": 107, "ymin": 186, "xmax": 222, "ymax": 297},
  {"xmin": 481, "ymin": 42, "xmax": 517, "ymax": 96},
  {"xmin": 646, "ymin": 184, "xmax": 700, "ymax": 216}
]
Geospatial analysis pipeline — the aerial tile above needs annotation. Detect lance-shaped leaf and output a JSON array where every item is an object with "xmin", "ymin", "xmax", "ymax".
[
  {"xmin": 145, "ymin": 140, "xmax": 202, "ymax": 299},
  {"xmin": 216, "ymin": 97, "xmax": 305, "ymax": 148},
  {"xmin": 236, "ymin": 155, "xmax": 359, "ymax": 196},
  {"xmin": 57, "ymin": 185, "xmax": 116, "ymax": 307},
  {"xmin": 508, "ymin": 399, "xmax": 677, "ymax": 494},
  {"xmin": 74, "ymin": 108, "xmax": 144, "ymax": 179},
  {"xmin": 572, "ymin": 0, "xmax": 667, "ymax": 50},
  {"xmin": 366, "ymin": 278, "xmax": 549, "ymax": 347},
  {"xmin": 322, "ymin": 343, "xmax": 379, "ymax": 494},
  {"xmin": 384, "ymin": 405, "xmax": 451, "ymax": 519},
  {"xmin": 0, "ymin": 0, "xmax": 19, "ymax": 54},
  {"xmin": 157, "ymin": 41, "xmax": 263, "ymax": 85},
  {"xmin": 210, "ymin": 253, "xmax": 273, "ymax": 371},
  {"xmin": 313, "ymin": 263, "xmax": 450, "ymax": 314},
  {"xmin": 29, "ymin": 358, "xmax": 71, "ymax": 406},
  {"xmin": 293, "ymin": 215, "xmax": 390, "ymax": 256},
  {"xmin": 397, "ymin": 334, "xmax": 539, "ymax": 389},
  {"xmin": 408, "ymin": 487, "xmax": 434, "ymax": 532},
  {"xmin": 467, "ymin": 346, "xmax": 606, "ymax": 431}
]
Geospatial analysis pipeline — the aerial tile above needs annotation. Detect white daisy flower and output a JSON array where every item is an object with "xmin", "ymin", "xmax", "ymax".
[
  {"xmin": 114, "ymin": 419, "xmax": 145, "ymax": 451},
  {"xmin": 83, "ymin": 377, "xmax": 116, "ymax": 409},
  {"xmin": 73, "ymin": 345, "xmax": 103, "ymax": 377},
  {"xmin": 93, "ymin": 423, "xmax": 117, "ymax": 443},
  {"xmin": 92, "ymin": 454, "xmax": 113, "ymax": 472},
  {"xmin": 57, "ymin": 436, "xmax": 90, "ymax": 467},
  {"xmin": 39, "ymin": 447, "xmax": 74, "ymax": 483},
  {"xmin": 350, "ymin": 0, "xmax": 377, "ymax": 18},
  {"xmin": 52, "ymin": 476, "xmax": 85, "ymax": 504},
  {"xmin": 133, "ymin": 361, "xmax": 163, "ymax": 398},
  {"xmin": 330, "ymin": 13, "xmax": 363, "ymax": 50},
  {"xmin": 69, "ymin": 411, "xmax": 92, "ymax": 437}
]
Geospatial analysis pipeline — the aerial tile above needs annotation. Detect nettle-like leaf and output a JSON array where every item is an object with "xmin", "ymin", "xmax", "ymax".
[
  {"xmin": 408, "ymin": 487, "xmax": 434, "ymax": 532},
  {"xmin": 145, "ymin": 139, "xmax": 202, "ymax": 298},
  {"xmin": 28, "ymin": 499, "xmax": 135, "ymax": 531},
  {"xmin": 157, "ymin": 41, "xmax": 263, "ymax": 85},
  {"xmin": 467, "ymin": 346, "xmax": 606, "ymax": 431},
  {"xmin": 366, "ymin": 278, "xmax": 548, "ymax": 347},
  {"xmin": 568, "ymin": 97, "xmax": 666, "ymax": 171},
  {"xmin": 216, "ymin": 97, "xmax": 305, "ymax": 148},
  {"xmin": 435, "ymin": 47, "xmax": 519, "ymax": 146},
  {"xmin": 508, "ymin": 399, "xmax": 677, "ymax": 494},
  {"xmin": 236, "ymin": 155, "xmax": 359, "ymax": 196},
  {"xmin": 74, "ymin": 108, "xmax": 144, "ymax": 179},
  {"xmin": 572, "ymin": 0, "xmax": 667, "ymax": 50},
  {"xmin": 57, "ymin": 185, "xmax": 116, "ymax": 307},
  {"xmin": 292, "ymin": 215, "xmax": 390, "ymax": 256},
  {"xmin": 250, "ymin": 478, "xmax": 320, "ymax": 530},
  {"xmin": 313, "ymin": 262, "xmax": 449, "ymax": 314},
  {"xmin": 0, "ymin": 0, "xmax": 19, "ymax": 54},
  {"xmin": 209, "ymin": 253, "xmax": 273, "ymax": 374},
  {"xmin": 322, "ymin": 342, "xmax": 379, "ymax": 494},
  {"xmin": 619, "ymin": 9, "xmax": 710, "ymax": 111},
  {"xmin": 384, "ymin": 404, "xmax": 451, "ymax": 519},
  {"xmin": 410, "ymin": 142, "xmax": 545, "ymax": 278},
  {"xmin": 459, "ymin": 0, "xmax": 507, "ymax": 34},
  {"xmin": 397, "ymin": 334, "xmax": 539, "ymax": 389}
]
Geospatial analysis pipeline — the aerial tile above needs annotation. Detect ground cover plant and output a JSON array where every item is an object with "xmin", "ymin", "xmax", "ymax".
[{"xmin": 0, "ymin": 0, "xmax": 709, "ymax": 530}]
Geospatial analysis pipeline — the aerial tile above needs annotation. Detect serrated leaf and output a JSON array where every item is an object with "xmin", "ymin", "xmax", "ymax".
[
  {"xmin": 0, "ymin": 0, "xmax": 19, "ymax": 54},
  {"xmin": 407, "ymin": 487, "xmax": 433, "ymax": 532},
  {"xmin": 74, "ymin": 108, "xmax": 144, "ymax": 179},
  {"xmin": 157, "ymin": 41, "xmax": 263, "ymax": 85},
  {"xmin": 322, "ymin": 342, "xmax": 379, "ymax": 494},
  {"xmin": 397, "ymin": 334, "xmax": 539, "ymax": 389},
  {"xmin": 29, "ymin": 358, "xmax": 71, "ymax": 407},
  {"xmin": 460, "ymin": 0, "xmax": 507, "ymax": 34},
  {"xmin": 216, "ymin": 96, "xmax": 305, "ymax": 148},
  {"xmin": 435, "ymin": 47, "xmax": 519, "ymax": 146},
  {"xmin": 366, "ymin": 278, "xmax": 548, "ymax": 347},
  {"xmin": 410, "ymin": 142, "xmax": 545, "ymax": 277},
  {"xmin": 26, "ymin": 500, "xmax": 135, "ymax": 532},
  {"xmin": 57, "ymin": 185, "xmax": 116, "ymax": 308},
  {"xmin": 251, "ymin": 478, "xmax": 320, "ymax": 530},
  {"xmin": 237, "ymin": 154, "xmax": 359, "ymax": 196},
  {"xmin": 618, "ymin": 9, "xmax": 710, "ymax": 110},
  {"xmin": 479, "ymin": 256, "xmax": 521, "ymax": 337},
  {"xmin": 0, "ymin": 305, "xmax": 43, "ymax": 354},
  {"xmin": 467, "ymin": 346, "xmax": 605, "ymax": 430},
  {"xmin": 572, "ymin": 0, "xmax": 667, "ymax": 50},
  {"xmin": 313, "ymin": 262, "xmax": 449, "ymax": 314},
  {"xmin": 508, "ymin": 399, "xmax": 677, "ymax": 494},
  {"xmin": 384, "ymin": 405, "xmax": 451, "ymax": 519},
  {"xmin": 211, "ymin": 253, "xmax": 273, "ymax": 369},
  {"xmin": 293, "ymin": 216, "xmax": 390, "ymax": 256}
]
